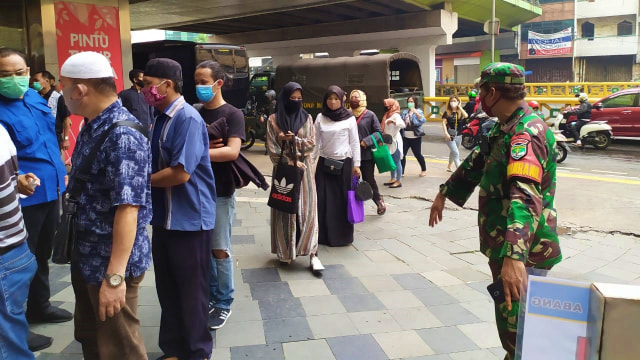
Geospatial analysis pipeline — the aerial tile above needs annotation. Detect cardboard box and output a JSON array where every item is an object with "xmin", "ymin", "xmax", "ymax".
[{"xmin": 588, "ymin": 282, "xmax": 640, "ymax": 360}]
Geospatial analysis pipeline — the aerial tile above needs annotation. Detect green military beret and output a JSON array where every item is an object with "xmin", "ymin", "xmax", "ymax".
[{"xmin": 479, "ymin": 62, "xmax": 526, "ymax": 86}]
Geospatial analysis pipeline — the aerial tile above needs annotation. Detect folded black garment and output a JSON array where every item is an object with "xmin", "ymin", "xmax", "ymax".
[{"xmin": 207, "ymin": 117, "xmax": 269, "ymax": 190}]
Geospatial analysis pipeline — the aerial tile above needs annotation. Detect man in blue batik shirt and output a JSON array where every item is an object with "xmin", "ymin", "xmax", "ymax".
[
  {"xmin": 59, "ymin": 52, "xmax": 152, "ymax": 359},
  {"xmin": 143, "ymin": 58, "xmax": 216, "ymax": 360},
  {"xmin": 0, "ymin": 48, "xmax": 69, "ymax": 351}
]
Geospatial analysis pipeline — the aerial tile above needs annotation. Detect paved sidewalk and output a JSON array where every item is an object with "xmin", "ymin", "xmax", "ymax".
[{"xmin": 33, "ymin": 180, "xmax": 640, "ymax": 359}]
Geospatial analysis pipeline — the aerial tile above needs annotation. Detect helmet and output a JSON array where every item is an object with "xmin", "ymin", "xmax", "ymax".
[
  {"xmin": 265, "ymin": 89, "xmax": 276, "ymax": 99},
  {"xmin": 528, "ymin": 100, "xmax": 539, "ymax": 109},
  {"xmin": 468, "ymin": 89, "xmax": 478, "ymax": 98},
  {"xmin": 578, "ymin": 93, "xmax": 588, "ymax": 102}
]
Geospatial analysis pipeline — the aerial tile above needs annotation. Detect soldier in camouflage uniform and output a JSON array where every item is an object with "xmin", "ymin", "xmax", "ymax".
[{"xmin": 429, "ymin": 62, "xmax": 562, "ymax": 360}]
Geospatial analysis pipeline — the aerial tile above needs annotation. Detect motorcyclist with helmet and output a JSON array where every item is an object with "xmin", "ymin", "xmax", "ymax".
[
  {"xmin": 528, "ymin": 100, "xmax": 545, "ymax": 119},
  {"xmin": 563, "ymin": 93, "xmax": 592, "ymax": 146},
  {"xmin": 463, "ymin": 89, "xmax": 478, "ymax": 116}
]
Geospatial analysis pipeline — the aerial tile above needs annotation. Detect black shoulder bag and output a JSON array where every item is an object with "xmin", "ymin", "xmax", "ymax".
[
  {"xmin": 52, "ymin": 121, "xmax": 147, "ymax": 264},
  {"xmin": 267, "ymin": 141, "xmax": 305, "ymax": 214}
]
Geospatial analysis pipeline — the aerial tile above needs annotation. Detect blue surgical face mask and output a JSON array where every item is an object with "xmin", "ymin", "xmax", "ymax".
[{"xmin": 196, "ymin": 84, "xmax": 215, "ymax": 103}]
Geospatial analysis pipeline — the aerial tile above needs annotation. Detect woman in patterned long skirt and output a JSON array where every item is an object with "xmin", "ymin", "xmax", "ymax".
[{"xmin": 266, "ymin": 82, "xmax": 324, "ymax": 273}]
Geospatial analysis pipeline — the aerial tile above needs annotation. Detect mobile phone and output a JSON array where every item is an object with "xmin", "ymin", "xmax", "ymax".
[{"xmin": 487, "ymin": 281, "xmax": 506, "ymax": 304}]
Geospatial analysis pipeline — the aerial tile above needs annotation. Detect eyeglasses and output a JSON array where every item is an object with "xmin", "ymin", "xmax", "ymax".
[{"xmin": 0, "ymin": 68, "xmax": 28, "ymax": 78}]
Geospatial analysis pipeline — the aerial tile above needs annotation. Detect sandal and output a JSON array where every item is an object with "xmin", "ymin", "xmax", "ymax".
[
  {"xmin": 389, "ymin": 182, "xmax": 402, "ymax": 188},
  {"xmin": 376, "ymin": 200, "xmax": 386, "ymax": 215}
]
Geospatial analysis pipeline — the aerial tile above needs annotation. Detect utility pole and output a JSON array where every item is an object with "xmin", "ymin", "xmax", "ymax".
[{"xmin": 491, "ymin": 0, "xmax": 496, "ymax": 62}]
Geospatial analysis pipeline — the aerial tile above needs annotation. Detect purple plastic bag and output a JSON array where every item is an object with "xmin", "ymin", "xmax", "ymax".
[{"xmin": 347, "ymin": 175, "xmax": 365, "ymax": 224}]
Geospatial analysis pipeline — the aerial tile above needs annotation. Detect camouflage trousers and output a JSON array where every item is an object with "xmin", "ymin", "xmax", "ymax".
[
  {"xmin": 488, "ymin": 260, "xmax": 552, "ymax": 360},
  {"xmin": 488, "ymin": 260, "xmax": 518, "ymax": 360}
]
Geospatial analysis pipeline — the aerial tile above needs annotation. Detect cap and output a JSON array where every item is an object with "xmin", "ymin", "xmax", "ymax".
[
  {"xmin": 144, "ymin": 58, "xmax": 182, "ymax": 81},
  {"xmin": 60, "ymin": 52, "xmax": 114, "ymax": 79},
  {"xmin": 479, "ymin": 62, "xmax": 526, "ymax": 86}
]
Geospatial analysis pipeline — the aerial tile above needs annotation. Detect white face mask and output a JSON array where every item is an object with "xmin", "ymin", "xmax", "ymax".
[{"xmin": 450, "ymin": 101, "xmax": 458, "ymax": 108}]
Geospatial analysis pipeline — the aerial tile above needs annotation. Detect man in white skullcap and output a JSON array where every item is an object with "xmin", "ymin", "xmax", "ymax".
[{"xmin": 60, "ymin": 51, "xmax": 152, "ymax": 359}]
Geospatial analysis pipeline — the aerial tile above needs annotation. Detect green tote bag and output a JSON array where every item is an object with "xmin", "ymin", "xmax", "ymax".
[{"xmin": 370, "ymin": 132, "xmax": 397, "ymax": 173}]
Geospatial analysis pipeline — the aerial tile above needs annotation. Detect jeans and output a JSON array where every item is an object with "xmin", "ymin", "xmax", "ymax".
[
  {"xmin": 401, "ymin": 137, "xmax": 426, "ymax": 173},
  {"xmin": 390, "ymin": 148, "xmax": 403, "ymax": 181},
  {"xmin": 0, "ymin": 242, "xmax": 37, "ymax": 360},
  {"xmin": 447, "ymin": 135, "xmax": 463, "ymax": 168},
  {"xmin": 210, "ymin": 195, "xmax": 235, "ymax": 310}
]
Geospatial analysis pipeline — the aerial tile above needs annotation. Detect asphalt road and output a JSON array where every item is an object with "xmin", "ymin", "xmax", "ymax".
[{"xmin": 243, "ymin": 123, "xmax": 640, "ymax": 236}]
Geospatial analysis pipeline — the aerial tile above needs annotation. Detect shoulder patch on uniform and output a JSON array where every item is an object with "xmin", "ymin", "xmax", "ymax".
[
  {"xmin": 510, "ymin": 134, "xmax": 530, "ymax": 160},
  {"xmin": 507, "ymin": 132, "xmax": 542, "ymax": 183}
]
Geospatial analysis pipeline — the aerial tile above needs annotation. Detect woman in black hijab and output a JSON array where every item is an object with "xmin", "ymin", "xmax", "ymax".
[
  {"xmin": 311, "ymin": 85, "xmax": 361, "ymax": 247},
  {"xmin": 266, "ymin": 82, "xmax": 323, "ymax": 273}
]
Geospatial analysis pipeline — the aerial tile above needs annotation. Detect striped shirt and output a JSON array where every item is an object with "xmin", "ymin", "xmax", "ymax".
[{"xmin": 0, "ymin": 126, "xmax": 27, "ymax": 247}]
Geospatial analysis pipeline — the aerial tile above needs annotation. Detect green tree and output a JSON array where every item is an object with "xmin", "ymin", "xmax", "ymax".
[{"xmin": 196, "ymin": 33, "xmax": 208, "ymax": 43}]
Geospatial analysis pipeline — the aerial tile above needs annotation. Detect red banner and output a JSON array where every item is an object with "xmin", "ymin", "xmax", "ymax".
[{"xmin": 54, "ymin": 2, "xmax": 124, "ymax": 164}]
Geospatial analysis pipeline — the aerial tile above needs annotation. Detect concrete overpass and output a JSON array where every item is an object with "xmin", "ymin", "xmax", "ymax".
[{"xmin": 129, "ymin": 0, "xmax": 542, "ymax": 96}]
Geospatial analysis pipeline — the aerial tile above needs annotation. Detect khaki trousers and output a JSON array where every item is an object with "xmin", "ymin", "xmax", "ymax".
[{"xmin": 71, "ymin": 268, "xmax": 147, "ymax": 360}]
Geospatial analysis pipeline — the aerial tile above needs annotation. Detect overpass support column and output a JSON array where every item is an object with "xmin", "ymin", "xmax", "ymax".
[{"xmin": 400, "ymin": 43, "xmax": 437, "ymax": 97}]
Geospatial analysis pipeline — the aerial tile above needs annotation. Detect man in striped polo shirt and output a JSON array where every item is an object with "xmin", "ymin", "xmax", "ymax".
[{"xmin": 0, "ymin": 124, "xmax": 40, "ymax": 359}]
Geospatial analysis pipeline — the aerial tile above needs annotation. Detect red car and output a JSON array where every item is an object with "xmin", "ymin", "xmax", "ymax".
[{"xmin": 568, "ymin": 88, "xmax": 640, "ymax": 138}]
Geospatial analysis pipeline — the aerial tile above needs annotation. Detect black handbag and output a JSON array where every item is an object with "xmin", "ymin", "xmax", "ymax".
[
  {"xmin": 267, "ymin": 142, "xmax": 304, "ymax": 214},
  {"xmin": 355, "ymin": 178, "xmax": 373, "ymax": 201},
  {"xmin": 322, "ymin": 157, "xmax": 344, "ymax": 175},
  {"xmin": 52, "ymin": 121, "xmax": 147, "ymax": 264},
  {"xmin": 412, "ymin": 126, "xmax": 426, "ymax": 137}
]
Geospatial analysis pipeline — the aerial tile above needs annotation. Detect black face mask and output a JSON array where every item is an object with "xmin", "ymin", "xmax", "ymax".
[
  {"xmin": 384, "ymin": 106, "xmax": 390, "ymax": 112},
  {"xmin": 285, "ymin": 99, "xmax": 303, "ymax": 114},
  {"xmin": 135, "ymin": 79, "xmax": 144, "ymax": 88}
]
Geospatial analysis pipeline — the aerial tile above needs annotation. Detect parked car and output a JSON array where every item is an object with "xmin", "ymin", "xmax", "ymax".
[{"xmin": 566, "ymin": 88, "xmax": 640, "ymax": 138}]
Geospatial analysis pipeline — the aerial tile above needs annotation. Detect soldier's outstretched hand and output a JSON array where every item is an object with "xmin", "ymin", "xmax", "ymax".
[{"xmin": 429, "ymin": 192, "xmax": 446, "ymax": 227}]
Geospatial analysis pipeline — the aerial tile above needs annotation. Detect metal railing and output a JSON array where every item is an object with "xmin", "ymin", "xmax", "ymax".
[
  {"xmin": 422, "ymin": 96, "xmax": 580, "ymax": 122},
  {"xmin": 436, "ymin": 82, "xmax": 640, "ymax": 99}
]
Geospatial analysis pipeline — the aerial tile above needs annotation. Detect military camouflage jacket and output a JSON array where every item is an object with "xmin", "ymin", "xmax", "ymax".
[{"xmin": 440, "ymin": 103, "xmax": 562, "ymax": 268}]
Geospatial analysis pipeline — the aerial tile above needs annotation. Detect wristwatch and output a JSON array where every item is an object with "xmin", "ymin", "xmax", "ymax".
[{"xmin": 105, "ymin": 273, "xmax": 124, "ymax": 287}]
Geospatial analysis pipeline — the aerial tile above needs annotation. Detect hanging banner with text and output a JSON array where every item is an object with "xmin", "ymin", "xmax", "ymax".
[
  {"xmin": 527, "ymin": 28, "xmax": 572, "ymax": 56},
  {"xmin": 54, "ymin": 2, "xmax": 124, "ymax": 164}
]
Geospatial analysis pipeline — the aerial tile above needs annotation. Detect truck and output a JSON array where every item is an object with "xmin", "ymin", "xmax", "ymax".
[
  {"xmin": 243, "ymin": 52, "xmax": 425, "ymax": 149},
  {"xmin": 132, "ymin": 40, "xmax": 250, "ymax": 108}
]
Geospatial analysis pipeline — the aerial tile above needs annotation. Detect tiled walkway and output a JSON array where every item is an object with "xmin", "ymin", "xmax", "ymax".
[{"xmin": 34, "ymin": 185, "xmax": 640, "ymax": 360}]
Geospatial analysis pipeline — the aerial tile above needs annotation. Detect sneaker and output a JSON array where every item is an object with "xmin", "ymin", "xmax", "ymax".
[
  {"xmin": 310, "ymin": 256, "xmax": 325, "ymax": 273},
  {"xmin": 27, "ymin": 331, "xmax": 53, "ymax": 352},
  {"xmin": 208, "ymin": 307, "xmax": 232, "ymax": 330}
]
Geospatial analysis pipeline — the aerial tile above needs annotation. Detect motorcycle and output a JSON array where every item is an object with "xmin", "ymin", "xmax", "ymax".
[
  {"xmin": 551, "ymin": 109, "xmax": 613, "ymax": 150},
  {"xmin": 544, "ymin": 118, "xmax": 570, "ymax": 163},
  {"xmin": 461, "ymin": 112, "xmax": 495, "ymax": 150}
]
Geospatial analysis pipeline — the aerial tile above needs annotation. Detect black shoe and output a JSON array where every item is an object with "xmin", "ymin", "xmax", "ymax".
[
  {"xmin": 208, "ymin": 307, "xmax": 232, "ymax": 330},
  {"xmin": 27, "ymin": 331, "xmax": 53, "ymax": 352},
  {"xmin": 27, "ymin": 306, "xmax": 73, "ymax": 324}
]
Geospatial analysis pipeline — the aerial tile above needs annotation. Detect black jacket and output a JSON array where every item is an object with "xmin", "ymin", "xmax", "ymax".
[
  {"xmin": 566, "ymin": 101, "xmax": 592, "ymax": 120},
  {"xmin": 355, "ymin": 110, "xmax": 382, "ymax": 161}
]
